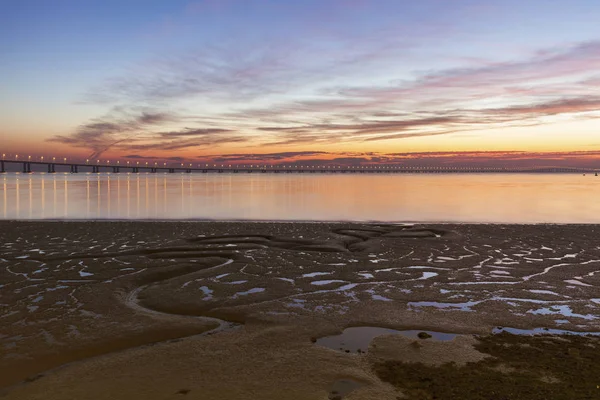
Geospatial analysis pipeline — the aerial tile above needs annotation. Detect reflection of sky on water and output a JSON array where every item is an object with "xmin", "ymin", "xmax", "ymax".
[{"xmin": 1, "ymin": 173, "xmax": 600, "ymax": 222}]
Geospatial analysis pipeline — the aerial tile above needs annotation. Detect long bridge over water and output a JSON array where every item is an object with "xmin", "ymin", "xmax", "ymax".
[{"xmin": 0, "ymin": 159, "xmax": 598, "ymax": 174}]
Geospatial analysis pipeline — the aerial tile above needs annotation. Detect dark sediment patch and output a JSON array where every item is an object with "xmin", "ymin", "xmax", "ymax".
[{"xmin": 373, "ymin": 332, "xmax": 600, "ymax": 400}]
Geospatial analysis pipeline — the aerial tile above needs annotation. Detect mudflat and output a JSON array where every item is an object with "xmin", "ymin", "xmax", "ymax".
[{"xmin": 1, "ymin": 221, "xmax": 599, "ymax": 399}]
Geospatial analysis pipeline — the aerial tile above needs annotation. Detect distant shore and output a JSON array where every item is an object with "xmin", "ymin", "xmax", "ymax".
[{"xmin": 1, "ymin": 221, "xmax": 599, "ymax": 399}]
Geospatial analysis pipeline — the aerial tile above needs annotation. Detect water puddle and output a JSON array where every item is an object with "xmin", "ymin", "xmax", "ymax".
[
  {"xmin": 233, "ymin": 287, "xmax": 265, "ymax": 298},
  {"xmin": 357, "ymin": 272, "xmax": 374, "ymax": 279},
  {"xmin": 493, "ymin": 327, "xmax": 600, "ymax": 336},
  {"xmin": 526, "ymin": 305, "xmax": 598, "ymax": 320},
  {"xmin": 371, "ymin": 294, "xmax": 392, "ymax": 302},
  {"xmin": 328, "ymin": 379, "xmax": 363, "ymax": 399},
  {"xmin": 199, "ymin": 286, "xmax": 213, "ymax": 300},
  {"xmin": 419, "ymin": 272, "xmax": 438, "ymax": 280},
  {"xmin": 408, "ymin": 300, "xmax": 481, "ymax": 312},
  {"xmin": 302, "ymin": 271, "xmax": 332, "ymax": 278},
  {"xmin": 316, "ymin": 326, "xmax": 457, "ymax": 353},
  {"xmin": 311, "ymin": 280, "xmax": 346, "ymax": 286}
]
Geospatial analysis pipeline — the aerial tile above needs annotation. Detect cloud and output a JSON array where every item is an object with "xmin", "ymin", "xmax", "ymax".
[
  {"xmin": 49, "ymin": 108, "xmax": 177, "ymax": 159},
  {"xmin": 209, "ymin": 151, "xmax": 329, "ymax": 162},
  {"xmin": 124, "ymin": 154, "xmax": 158, "ymax": 159},
  {"xmin": 335, "ymin": 41, "xmax": 600, "ymax": 109},
  {"xmin": 488, "ymin": 97, "xmax": 600, "ymax": 116},
  {"xmin": 159, "ymin": 128, "xmax": 233, "ymax": 138},
  {"xmin": 49, "ymin": 107, "xmax": 247, "ymax": 158},
  {"xmin": 59, "ymin": 39, "xmax": 600, "ymax": 159}
]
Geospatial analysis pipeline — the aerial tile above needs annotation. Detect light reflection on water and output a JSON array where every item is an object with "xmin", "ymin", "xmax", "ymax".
[{"xmin": 0, "ymin": 172, "xmax": 599, "ymax": 222}]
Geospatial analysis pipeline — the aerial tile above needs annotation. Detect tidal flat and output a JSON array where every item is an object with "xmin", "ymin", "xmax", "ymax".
[{"xmin": 1, "ymin": 221, "xmax": 599, "ymax": 399}]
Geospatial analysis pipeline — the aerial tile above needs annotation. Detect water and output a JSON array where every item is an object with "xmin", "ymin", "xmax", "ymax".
[
  {"xmin": 1, "ymin": 173, "xmax": 599, "ymax": 222},
  {"xmin": 316, "ymin": 327, "xmax": 457, "ymax": 353},
  {"xmin": 493, "ymin": 327, "xmax": 600, "ymax": 336}
]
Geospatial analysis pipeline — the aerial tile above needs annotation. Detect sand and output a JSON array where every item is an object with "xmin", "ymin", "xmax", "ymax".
[{"xmin": 1, "ymin": 221, "xmax": 599, "ymax": 399}]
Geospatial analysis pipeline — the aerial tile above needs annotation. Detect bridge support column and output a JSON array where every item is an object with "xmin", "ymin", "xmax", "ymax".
[
  {"xmin": 0, "ymin": 160, "xmax": 4, "ymax": 173},
  {"xmin": 132, "ymin": 167, "xmax": 139, "ymax": 173},
  {"xmin": 150, "ymin": 168, "xmax": 156, "ymax": 173},
  {"xmin": 22, "ymin": 162, "xmax": 32, "ymax": 173},
  {"xmin": 113, "ymin": 166, "xmax": 120, "ymax": 173},
  {"xmin": 70, "ymin": 165, "xmax": 78, "ymax": 173},
  {"xmin": 186, "ymin": 169, "xmax": 191, "ymax": 173},
  {"xmin": 169, "ymin": 168, "xmax": 175, "ymax": 173}
]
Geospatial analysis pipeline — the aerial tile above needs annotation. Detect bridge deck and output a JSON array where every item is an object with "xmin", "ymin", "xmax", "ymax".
[{"xmin": 0, "ymin": 160, "xmax": 597, "ymax": 174}]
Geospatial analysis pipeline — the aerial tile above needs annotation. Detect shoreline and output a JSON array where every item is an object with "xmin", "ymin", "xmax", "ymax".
[
  {"xmin": 3, "ymin": 218, "xmax": 600, "ymax": 225},
  {"xmin": 2, "ymin": 221, "xmax": 599, "ymax": 399}
]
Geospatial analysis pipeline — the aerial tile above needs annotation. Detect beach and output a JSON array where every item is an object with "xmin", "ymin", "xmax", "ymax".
[{"xmin": 1, "ymin": 221, "xmax": 599, "ymax": 399}]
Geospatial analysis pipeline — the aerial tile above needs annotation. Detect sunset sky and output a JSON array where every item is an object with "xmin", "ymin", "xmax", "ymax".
[{"xmin": 2, "ymin": 0, "xmax": 600, "ymax": 167}]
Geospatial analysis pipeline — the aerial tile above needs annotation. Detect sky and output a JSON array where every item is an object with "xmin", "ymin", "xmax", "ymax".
[{"xmin": 2, "ymin": 0, "xmax": 600, "ymax": 167}]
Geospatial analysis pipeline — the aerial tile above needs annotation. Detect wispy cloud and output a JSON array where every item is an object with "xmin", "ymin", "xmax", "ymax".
[
  {"xmin": 210, "ymin": 151, "xmax": 329, "ymax": 162},
  {"xmin": 54, "ymin": 38, "xmax": 600, "ymax": 158},
  {"xmin": 49, "ymin": 107, "xmax": 246, "ymax": 158},
  {"xmin": 159, "ymin": 128, "xmax": 233, "ymax": 138},
  {"xmin": 49, "ymin": 108, "xmax": 175, "ymax": 159}
]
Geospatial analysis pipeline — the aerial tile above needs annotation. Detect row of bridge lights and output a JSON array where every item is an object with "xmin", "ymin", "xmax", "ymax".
[
  {"xmin": 3, "ymin": 154, "xmax": 68, "ymax": 163},
  {"xmin": 3, "ymin": 155, "xmax": 481, "ymax": 169},
  {"xmin": 3, "ymin": 154, "xmax": 567, "ymax": 171}
]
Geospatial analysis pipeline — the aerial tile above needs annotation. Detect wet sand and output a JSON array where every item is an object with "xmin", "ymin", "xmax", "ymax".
[{"xmin": 1, "ymin": 221, "xmax": 599, "ymax": 399}]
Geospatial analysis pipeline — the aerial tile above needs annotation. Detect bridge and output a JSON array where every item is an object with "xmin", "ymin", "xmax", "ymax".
[{"xmin": 0, "ymin": 159, "xmax": 598, "ymax": 174}]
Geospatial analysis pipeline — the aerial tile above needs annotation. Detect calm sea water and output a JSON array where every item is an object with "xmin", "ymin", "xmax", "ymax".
[{"xmin": 1, "ymin": 173, "xmax": 599, "ymax": 223}]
